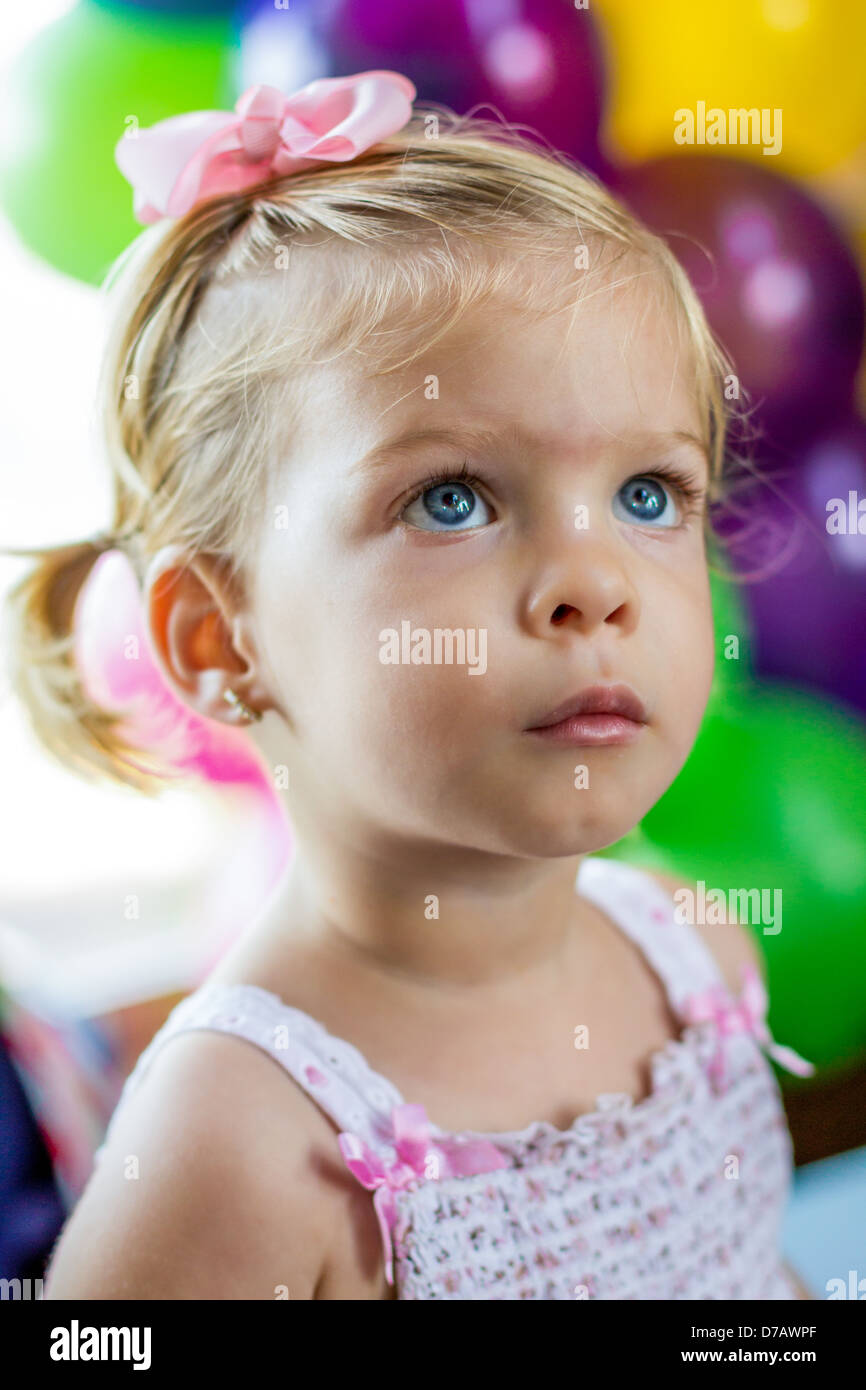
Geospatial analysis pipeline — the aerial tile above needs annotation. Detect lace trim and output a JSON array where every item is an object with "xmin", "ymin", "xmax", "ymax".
[{"xmin": 186, "ymin": 981, "xmax": 726, "ymax": 1161}]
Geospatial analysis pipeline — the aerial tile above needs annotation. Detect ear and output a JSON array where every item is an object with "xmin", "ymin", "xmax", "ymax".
[{"xmin": 142, "ymin": 545, "xmax": 275, "ymax": 725}]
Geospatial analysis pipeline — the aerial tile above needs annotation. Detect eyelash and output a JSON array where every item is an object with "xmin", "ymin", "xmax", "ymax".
[
  {"xmin": 399, "ymin": 460, "xmax": 488, "ymax": 511},
  {"xmin": 398, "ymin": 459, "xmax": 706, "ymax": 523},
  {"xmin": 636, "ymin": 462, "xmax": 707, "ymax": 519}
]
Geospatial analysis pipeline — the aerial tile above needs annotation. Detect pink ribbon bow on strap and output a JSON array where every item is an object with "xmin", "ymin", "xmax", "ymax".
[
  {"xmin": 115, "ymin": 69, "xmax": 417, "ymax": 225},
  {"xmin": 338, "ymin": 1103, "xmax": 507, "ymax": 1287},
  {"xmin": 681, "ymin": 962, "xmax": 815, "ymax": 1090}
]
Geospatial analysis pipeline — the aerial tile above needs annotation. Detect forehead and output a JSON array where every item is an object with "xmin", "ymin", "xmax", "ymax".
[{"xmin": 290, "ymin": 260, "xmax": 704, "ymax": 475}]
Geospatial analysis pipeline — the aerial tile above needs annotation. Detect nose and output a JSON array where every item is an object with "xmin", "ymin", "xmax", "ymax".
[{"xmin": 521, "ymin": 532, "xmax": 640, "ymax": 640}]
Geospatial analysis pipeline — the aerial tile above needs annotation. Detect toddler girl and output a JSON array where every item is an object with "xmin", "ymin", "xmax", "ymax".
[{"xmin": 8, "ymin": 71, "xmax": 813, "ymax": 1300}]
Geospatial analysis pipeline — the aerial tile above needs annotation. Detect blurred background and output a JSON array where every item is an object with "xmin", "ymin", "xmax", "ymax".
[{"xmin": 0, "ymin": 0, "xmax": 863, "ymax": 1295}]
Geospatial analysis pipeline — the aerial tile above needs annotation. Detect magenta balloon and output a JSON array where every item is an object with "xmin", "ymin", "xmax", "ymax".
[
  {"xmin": 612, "ymin": 155, "xmax": 865, "ymax": 448},
  {"xmin": 716, "ymin": 413, "xmax": 866, "ymax": 717},
  {"xmin": 319, "ymin": 0, "xmax": 605, "ymax": 170}
]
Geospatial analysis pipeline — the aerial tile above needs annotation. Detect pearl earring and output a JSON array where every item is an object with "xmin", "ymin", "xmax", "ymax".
[{"xmin": 222, "ymin": 688, "xmax": 262, "ymax": 723}]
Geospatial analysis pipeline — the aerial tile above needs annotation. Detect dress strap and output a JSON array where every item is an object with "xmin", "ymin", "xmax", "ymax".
[
  {"xmin": 576, "ymin": 857, "xmax": 815, "ymax": 1086},
  {"xmin": 575, "ymin": 855, "xmax": 727, "ymax": 1017},
  {"xmin": 94, "ymin": 983, "xmax": 410, "ymax": 1167}
]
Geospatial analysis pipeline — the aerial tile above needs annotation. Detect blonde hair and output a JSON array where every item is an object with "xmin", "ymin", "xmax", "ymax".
[{"xmin": 3, "ymin": 102, "xmax": 740, "ymax": 796}]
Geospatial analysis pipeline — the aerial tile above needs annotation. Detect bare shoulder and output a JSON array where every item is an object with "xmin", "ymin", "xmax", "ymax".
[
  {"xmin": 646, "ymin": 869, "xmax": 768, "ymax": 994},
  {"xmin": 44, "ymin": 1027, "xmax": 345, "ymax": 1300}
]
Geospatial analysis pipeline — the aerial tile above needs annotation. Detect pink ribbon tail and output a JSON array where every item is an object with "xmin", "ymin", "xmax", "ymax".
[
  {"xmin": 338, "ymin": 1102, "xmax": 507, "ymax": 1287},
  {"xmin": 682, "ymin": 962, "xmax": 815, "ymax": 1086},
  {"xmin": 764, "ymin": 1041, "xmax": 815, "ymax": 1078},
  {"xmin": 371, "ymin": 1185, "xmax": 398, "ymax": 1287},
  {"xmin": 739, "ymin": 964, "xmax": 816, "ymax": 1077},
  {"xmin": 338, "ymin": 1131, "xmax": 398, "ymax": 1286}
]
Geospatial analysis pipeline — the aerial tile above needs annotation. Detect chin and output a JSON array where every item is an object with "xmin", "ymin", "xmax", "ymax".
[{"xmin": 487, "ymin": 806, "xmax": 643, "ymax": 860}]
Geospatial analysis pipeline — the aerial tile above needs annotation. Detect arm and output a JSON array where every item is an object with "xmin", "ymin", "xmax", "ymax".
[{"xmin": 44, "ymin": 1029, "xmax": 336, "ymax": 1300}]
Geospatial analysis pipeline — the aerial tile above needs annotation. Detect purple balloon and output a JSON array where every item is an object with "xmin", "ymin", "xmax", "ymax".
[
  {"xmin": 318, "ymin": 0, "xmax": 606, "ymax": 172},
  {"xmin": 234, "ymin": 0, "xmax": 334, "ymax": 94},
  {"xmin": 611, "ymin": 155, "xmax": 866, "ymax": 450},
  {"xmin": 715, "ymin": 413, "xmax": 866, "ymax": 717}
]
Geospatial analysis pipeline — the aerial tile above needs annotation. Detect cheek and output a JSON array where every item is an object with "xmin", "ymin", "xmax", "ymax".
[
  {"xmin": 654, "ymin": 566, "xmax": 715, "ymax": 724},
  {"xmin": 361, "ymin": 632, "xmax": 498, "ymax": 766},
  {"xmin": 346, "ymin": 539, "xmax": 505, "ymax": 754},
  {"xmin": 258, "ymin": 539, "xmax": 496, "ymax": 762}
]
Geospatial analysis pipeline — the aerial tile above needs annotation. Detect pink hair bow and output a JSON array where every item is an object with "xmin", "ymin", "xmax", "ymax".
[
  {"xmin": 338, "ymin": 1103, "xmax": 507, "ymax": 1286},
  {"xmin": 115, "ymin": 69, "xmax": 416, "ymax": 225},
  {"xmin": 682, "ymin": 962, "xmax": 815, "ymax": 1089}
]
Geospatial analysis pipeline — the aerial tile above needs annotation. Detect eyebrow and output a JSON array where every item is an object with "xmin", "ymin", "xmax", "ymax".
[
  {"xmin": 352, "ymin": 423, "xmax": 710, "ymax": 476},
  {"xmin": 354, "ymin": 424, "xmax": 523, "ymax": 475}
]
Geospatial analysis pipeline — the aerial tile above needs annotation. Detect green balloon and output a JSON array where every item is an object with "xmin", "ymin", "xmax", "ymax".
[
  {"xmin": 599, "ymin": 553, "xmax": 757, "ymax": 871},
  {"xmin": 0, "ymin": 1, "xmax": 236, "ymax": 285},
  {"xmin": 707, "ymin": 560, "xmax": 757, "ymax": 701},
  {"xmin": 606, "ymin": 684, "xmax": 866, "ymax": 1074}
]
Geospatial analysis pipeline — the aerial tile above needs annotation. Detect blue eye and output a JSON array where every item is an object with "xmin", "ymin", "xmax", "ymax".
[
  {"xmin": 613, "ymin": 475, "xmax": 678, "ymax": 528},
  {"xmin": 401, "ymin": 471, "xmax": 493, "ymax": 532},
  {"xmin": 398, "ymin": 464, "xmax": 699, "ymax": 533}
]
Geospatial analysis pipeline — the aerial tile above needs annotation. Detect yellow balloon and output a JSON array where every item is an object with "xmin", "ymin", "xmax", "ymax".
[{"xmin": 595, "ymin": 0, "xmax": 866, "ymax": 176}]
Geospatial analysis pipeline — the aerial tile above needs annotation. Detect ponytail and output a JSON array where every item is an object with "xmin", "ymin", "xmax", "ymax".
[{"xmin": 2, "ymin": 533, "xmax": 170, "ymax": 793}]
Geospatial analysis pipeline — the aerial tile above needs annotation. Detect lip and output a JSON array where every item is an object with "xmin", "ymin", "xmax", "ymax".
[{"xmin": 524, "ymin": 683, "xmax": 648, "ymax": 747}]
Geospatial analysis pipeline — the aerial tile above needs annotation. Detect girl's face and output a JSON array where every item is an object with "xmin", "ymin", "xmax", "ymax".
[{"xmin": 249, "ymin": 273, "xmax": 715, "ymax": 857}]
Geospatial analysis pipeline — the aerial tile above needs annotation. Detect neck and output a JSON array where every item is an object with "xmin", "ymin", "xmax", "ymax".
[{"xmin": 260, "ymin": 815, "xmax": 592, "ymax": 999}]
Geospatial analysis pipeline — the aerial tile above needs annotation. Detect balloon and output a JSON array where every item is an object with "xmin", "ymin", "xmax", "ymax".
[
  {"xmin": 0, "ymin": 1, "xmax": 235, "ymax": 284},
  {"xmin": 111, "ymin": 0, "xmax": 236, "ymax": 12},
  {"xmin": 595, "ymin": 0, "xmax": 866, "ymax": 177},
  {"xmin": 612, "ymin": 155, "xmax": 866, "ymax": 449},
  {"xmin": 232, "ymin": 0, "xmax": 331, "ymax": 96},
  {"xmin": 809, "ymin": 147, "xmax": 866, "ymax": 415},
  {"xmin": 307, "ymin": 0, "xmax": 606, "ymax": 172},
  {"xmin": 720, "ymin": 414, "xmax": 866, "ymax": 718},
  {"xmin": 611, "ymin": 684, "xmax": 866, "ymax": 1074},
  {"xmin": 707, "ymin": 557, "xmax": 758, "ymax": 703}
]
